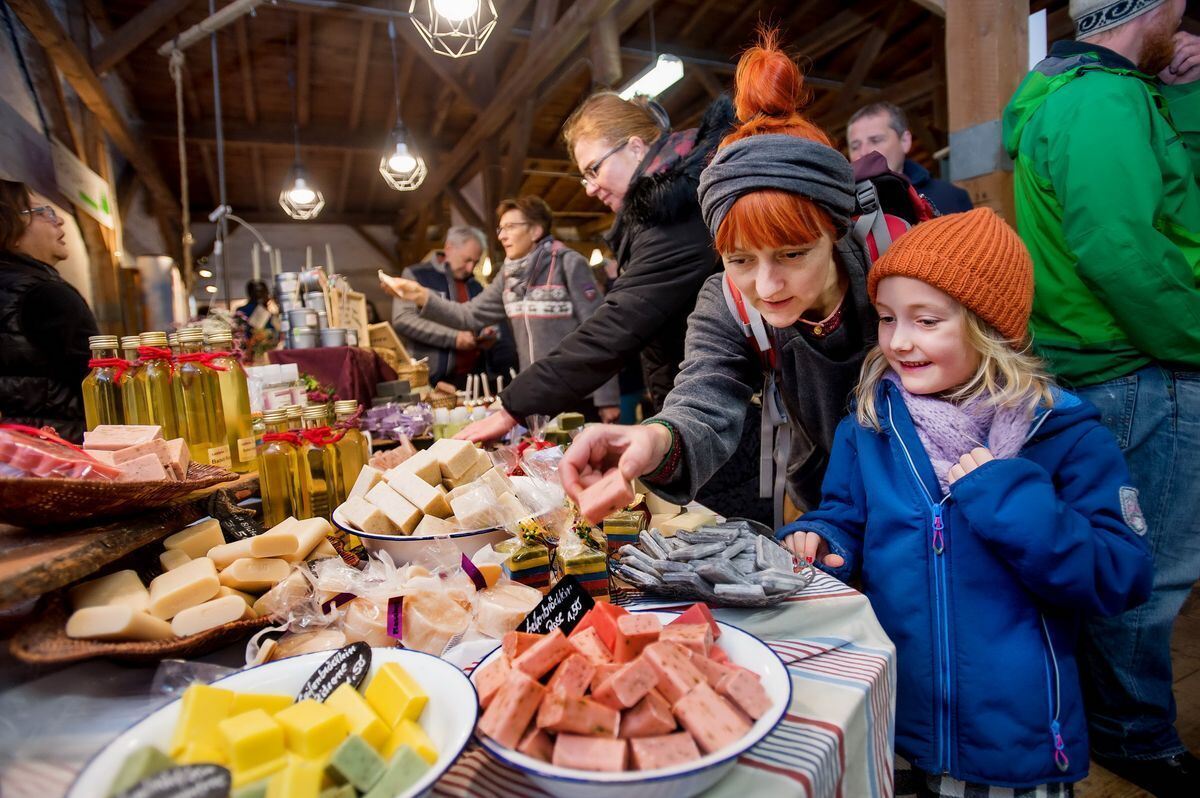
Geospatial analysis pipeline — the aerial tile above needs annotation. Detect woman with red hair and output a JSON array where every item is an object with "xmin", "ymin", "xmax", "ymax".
[{"xmin": 561, "ymin": 32, "xmax": 875, "ymax": 526}]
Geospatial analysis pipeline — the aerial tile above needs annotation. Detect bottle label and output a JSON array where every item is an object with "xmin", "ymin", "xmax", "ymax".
[
  {"xmin": 208, "ymin": 444, "xmax": 233, "ymax": 469},
  {"xmin": 237, "ymin": 437, "xmax": 257, "ymax": 462}
]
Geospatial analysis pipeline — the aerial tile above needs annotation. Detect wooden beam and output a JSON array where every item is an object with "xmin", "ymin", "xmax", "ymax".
[
  {"xmin": 234, "ymin": 17, "xmax": 256, "ymax": 125},
  {"xmin": 430, "ymin": 87, "xmax": 455, "ymax": 139},
  {"xmin": 297, "ymin": 12, "xmax": 312, "ymax": 127},
  {"xmin": 352, "ymin": 225, "xmax": 396, "ymax": 267},
  {"xmin": 715, "ymin": 2, "xmax": 767, "ymax": 49},
  {"xmin": 93, "ymin": 0, "xmax": 195, "ymax": 74},
  {"xmin": 504, "ymin": 0, "xmax": 558, "ymax": 197},
  {"xmin": 589, "ymin": 9, "xmax": 621, "ymax": 88},
  {"xmin": 825, "ymin": 3, "xmax": 906, "ymax": 118},
  {"xmin": 679, "ymin": 0, "xmax": 723, "ymax": 40},
  {"xmin": 791, "ymin": 0, "xmax": 888, "ymax": 64},
  {"xmin": 336, "ymin": 152, "xmax": 355, "ymax": 213},
  {"xmin": 348, "ymin": 20, "xmax": 374, "ymax": 131},
  {"xmin": 445, "ymin": 185, "xmax": 487, "ymax": 231},
  {"xmin": 252, "ymin": 146, "xmax": 269, "ymax": 212},
  {"xmin": 394, "ymin": 14, "xmax": 484, "ymax": 114}
]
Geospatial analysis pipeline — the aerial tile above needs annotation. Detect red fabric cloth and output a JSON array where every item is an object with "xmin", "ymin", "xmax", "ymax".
[{"xmin": 268, "ymin": 346, "xmax": 398, "ymax": 405}]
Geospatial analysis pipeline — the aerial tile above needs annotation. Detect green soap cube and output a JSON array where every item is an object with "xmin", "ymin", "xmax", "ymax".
[
  {"xmin": 362, "ymin": 746, "xmax": 430, "ymax": 798},
  {"xmin": 107, "ymin": 746, "xmax": 174, "ymax": 796},
  {"xmin": 326, "ymin": 734, "xmax": 386, "ymax": 792},
  {"xmin": 232, "ymin": 779, "xmax": 270, "ymax": 798},
  {"xmin": 557, "ymin": 412, "xmax": 585, "ymax": 431},
  {"xmin": 320, "ymin": 786, "xmax": 357, "ymax": 798}
]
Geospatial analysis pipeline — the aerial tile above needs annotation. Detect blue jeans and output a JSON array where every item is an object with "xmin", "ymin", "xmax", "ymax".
[{"xmin": 1076, "ymin": 365, "xmax": 1200, "ymax": 760}]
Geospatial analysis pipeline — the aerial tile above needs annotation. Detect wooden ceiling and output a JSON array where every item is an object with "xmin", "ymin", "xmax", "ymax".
[{"xmin": 64, "ymin": 0, "xmax": 1104, "ymax": 265}]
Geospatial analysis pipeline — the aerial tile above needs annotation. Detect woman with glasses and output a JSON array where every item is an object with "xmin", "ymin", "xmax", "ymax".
[
  {"xmin": 380, "ymin": 195, "xmax": 620, "ymax": 417},
  {"xmin": 0, "ymin": 180, "xmax": 99, "ymax": 441}
]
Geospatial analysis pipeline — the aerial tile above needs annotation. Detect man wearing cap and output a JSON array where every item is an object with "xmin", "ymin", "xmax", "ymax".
[{"xmin": 1003, "ymin": 1, "xmax": 1200, "ymax": 793}]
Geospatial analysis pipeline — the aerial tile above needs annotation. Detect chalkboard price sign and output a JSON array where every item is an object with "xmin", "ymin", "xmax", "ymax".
[
  {"xmin": 296, "ymin": 642, "xmax": 372, "ymax": 702},
  {"xmin": 516, "ymin": 574, "xmax": 595, "ymax": 636}
]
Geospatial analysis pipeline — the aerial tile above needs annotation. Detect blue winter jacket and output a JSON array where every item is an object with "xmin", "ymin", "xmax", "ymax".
[{"xmin": 777, "ymin": 380, "xmax": 1152, "ymax": 787}]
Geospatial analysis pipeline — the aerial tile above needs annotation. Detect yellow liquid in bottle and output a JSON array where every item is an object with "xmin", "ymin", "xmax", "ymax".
[
  {"xmin": 301, "ymin": 413, "xmax": 342, "ymax": 521},
  {"xmin": 119, "ymin": 346, "xmax": 150, "ymax": 425},
  {"xmin": 136, "ymin": 354, "xmax": 181, "ymax": 440},
  {"xmin": 174, "ymin": 336, "xmax": 229, "ymax": 467},
  {"xmin": 334, "ymin": 425, "xmax": 369, "ymax": 505},
  {"xmin": 257, "ymin": 416, "xmax": 312, "ymax": 526},
  {"xmin": 82, "ymin": 344, "xmax": 124, "ymax": 430},
  {"xmin": 206, "ymin": 342, "xmax": 254, "ymax": 473}
]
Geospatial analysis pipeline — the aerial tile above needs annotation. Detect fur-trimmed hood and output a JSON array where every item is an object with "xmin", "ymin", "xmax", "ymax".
[{"xmin": 606, "ymin": 95, "xmax": 736, "ymax": 247}]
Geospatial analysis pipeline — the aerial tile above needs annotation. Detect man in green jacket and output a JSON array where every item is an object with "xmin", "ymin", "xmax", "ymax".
[{"xmin": 1003, "ymin": 1, "xmax": 1200, "ymax": 793}]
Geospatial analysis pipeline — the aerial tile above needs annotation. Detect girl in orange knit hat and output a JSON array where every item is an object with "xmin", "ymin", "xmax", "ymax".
[{"xmin": 781, "ymin": 207, "xmax": 1153, "ymax": 794}]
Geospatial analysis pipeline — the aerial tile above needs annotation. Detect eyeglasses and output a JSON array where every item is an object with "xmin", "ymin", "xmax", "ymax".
[
  {"xmin": 496, "ymin": 221, "xmax": 532, "ymax": 236},
  {"xmin": 579, "ymin": 139, "xmax": 629, "ymax": 187},
  {"xmin": 20, "ymin": 205, "xmax": 59, "ymax": 222}
]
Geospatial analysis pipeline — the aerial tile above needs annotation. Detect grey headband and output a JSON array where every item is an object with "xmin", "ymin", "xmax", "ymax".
[{"xmin": 698, "ymin": 134, "xmax": 856, "ymax": 238}]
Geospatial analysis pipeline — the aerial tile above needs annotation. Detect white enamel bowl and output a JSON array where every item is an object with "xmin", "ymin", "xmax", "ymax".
[
  {"xmin": 68, "ymin": 648, "xmax": 478, "ymax": 798},
  {"xmin": 471, "ymin": 610, "xmax": 791, "ymax": 798},
  {"xmin": 331, "ymin": 504, "xmax": 510, "ymax": 564}
]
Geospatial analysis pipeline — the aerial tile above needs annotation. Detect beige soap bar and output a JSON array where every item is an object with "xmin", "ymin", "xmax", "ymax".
[
  {"xmin": 396, "ymin": 449, "xmax": 442, "ymax": 486},
  {"xmin": 413, "ymin": 514, "xmax": 456, "ymax": 536},
  {"xmin": 82, "ymin": 424, "xmax": 163, "ymax": 451},
  {"xmin": 116, "ymin": 453, "xmax": 170, "ymax": 482},
  {"xmin": 385, "ymin": 468, "xmax": 452, "ymax": 519},
  {"xmin": 347, "ymin": 465, "xmax": 385, "ymax": 499},
  {"xmin": 477, "ymin": 467, "xmax": 515, "ymax": 498},
  {"xmin": 428, "ymin": 438, "xmax": 480, "ymax": 481},
  {"xmin": 148, "ymin": 557, "xmax": 220, "ymax": 620},
  {"xmin": 207, "ymin": 537, "xmax": 256, "ymax": 569},
  {"xmin": 271, "ymin": 518, "xmax": 334, "ymax": 562},
  {"xmin": 661, "ymin": 510, "xmax": 719, "ymax": 535},
  {"xmin": 159, "ymin": 549, "xmax": 191, "ymax": 571},
  {"xmin": 636, "ymin": 480, "xmax": 683, "ymax": 516},
  {"xmin": 218, "ymin": 558, "xmax": 292, "ymax": 592},
  {"xmin": 171, "ymin": 595, "xmax": 255, "ymax": 636},
  {"xmin": 217, "ymin": 585, "xmax": 256, "ymax": 605},
  {"xmin": 496, "ymin": 491, "xmax": 530, "ymax": 523},
  {"xmin": 649, "ymin": 513, "xmax": 682, "ymax": 534},
  {"xmin": 306, "ymin": 539, "xmax": 339, "ymax": 561},
  {"xmin": 341, "ymin": 495, "xmax": 398, "ymax": 535},
  {"xmin": 66, "ymin": 605, "xmax": 175, "ymax": 641},
  {"xmin": 69, "ymin": 569, "xmax": 149, "ymax": 612},
  {"xmin": 164, "ymin": 519, "xmax": 225, "ymax": 559},
  {"xmin": 365, "ymin": 483, "xmax": 421, "ymax": 534}
]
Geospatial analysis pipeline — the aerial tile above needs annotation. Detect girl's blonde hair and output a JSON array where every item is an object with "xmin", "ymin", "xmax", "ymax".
[{"xmin": 855, "ymin": 308, "xmax": 1056, "ymax": 431}]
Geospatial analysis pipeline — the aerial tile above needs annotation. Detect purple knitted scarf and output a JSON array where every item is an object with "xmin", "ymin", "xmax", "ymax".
[{"xmin": 885, "ymin": 372, "xmax": 1033, "ymax": 494}]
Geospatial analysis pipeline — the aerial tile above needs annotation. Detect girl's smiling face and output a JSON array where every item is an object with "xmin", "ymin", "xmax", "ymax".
[
  {"xmin": 721, "ymin": 231, "xmax": 837, "ymax": 328},
  {"xmin": 875, "ymin": 276, "xmax": 981, "ymax": 395}
]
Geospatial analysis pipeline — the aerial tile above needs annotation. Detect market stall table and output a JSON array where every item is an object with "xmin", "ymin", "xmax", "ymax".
[
  {"xmin": 268, "ymin": 346, "xmax": 398, "ymax": 406},
  {"xmin": 0, "ymin": 570, "xmax": 895, "ymax": 798}
]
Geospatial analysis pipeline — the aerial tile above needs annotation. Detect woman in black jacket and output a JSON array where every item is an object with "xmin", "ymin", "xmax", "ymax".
[{"xmin": 0, "ymin": 180, "xmax": 98, "ymax": 441}]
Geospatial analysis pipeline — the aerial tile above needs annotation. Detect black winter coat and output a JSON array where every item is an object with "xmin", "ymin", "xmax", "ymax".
[
  {"xmin": 0, "ymin": 250, "xmax": 98, "ymax": 441},
  {"xmin": 500, "ymin": 96, "xmax": 736, "ymax": 418}
]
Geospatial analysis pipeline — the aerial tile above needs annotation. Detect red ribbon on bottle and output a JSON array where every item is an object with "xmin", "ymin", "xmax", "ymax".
[
  {"xmin": 176, "ymin": 352, "xmax": 229, "ymax": 371},
  {"xmin": 87, "ymin": 357, "xmax": 133, "ymax": 384},
  {"xmin": 262, "ymin": 431, "xmax": 303, "ymax": 446},
  {"xmin": 300, "ymin": 426, "xmax": 347, "ymax": 447},
  {"xmin": 333, "ymin": 405, "xmax": 364, "ymax": 430},
  {"xmin": 136, "ymin": 346, "xmax": 175, "ymax": 363}
]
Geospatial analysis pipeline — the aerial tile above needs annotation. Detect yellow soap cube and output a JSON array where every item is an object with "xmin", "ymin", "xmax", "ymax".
[
  {"xmin": 274, "ymin": 699, "xmax": 349, "ymax": 758},
  {"xmin": 383, "ymin": 719, "xmax": 438, "ymax": 765},
  {"xmin": 232, "ymin": 755, "xmax": 287, "ymax": 788},
  {"xmin": 170, "ymin": 684, "xmax": 236, "ymax": 756},
  {"xmin": 265, "ymin": 757, "xmax": 324, "ymax": 798},
  {"xmin": 364, "ymin": 663, "xmax": 428, "ymax": 727},
  {"xmin": 218, "ymin": 709, "xmax": 285, "ymax": 773},
  {"xmin": 231, "ymin": 692, "xmax": 294, "ymax": 717},
  {"xmin": 325, "ymin": 683, "xmax": 390, "ymax": 752},
  {"xmin": 175, "ymin": 741, "xmax": 226, "ymax": 765}
]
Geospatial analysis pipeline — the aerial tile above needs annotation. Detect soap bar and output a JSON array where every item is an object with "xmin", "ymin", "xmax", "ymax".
[
  {"xmin": 392, "ymin": 449, "xmax": 440, "ymax": 486},
  {"xmin": 477, "ymin": 670, "xmax": 545, "ymax": 749},
  {"xmin": 69, "ymin": 569, "xmax": 149, "ymax": 612},
  {"xmin": 170, "ymin": 683, "xmax": 236, "ymax": 755},
  {"xmin": 208, "ymin": 537, "xmax": 257, "ymax": 569},
  {"xmin": 172, "ymin": 594, "xmax": 255, "ymax": 636},
  {"xmin": 106, "ymin": 745, "xmax": 174, "ymax": 796},
  {"xmin": 147, "ymin": 557, "xmax": 220, "ymax": 619},
  {"xmin": 361, "ymin": 746, "xmax": 429, "ymax": 798},
  {"xmin": 629, "ymin": 732, "xmax": 702, "ymax": 770},
  {"xmin": 384, "ymin": 468, "xmax": 452, "ymax": 518},
  {"xmin": 82, "ymin": 424, "xmax": 162, "ymax": 450},
  {"xmin": 347, "ymin": 465, "xmax": 385, "ymax": 499},
  {"xmin": 428, "ymin": 438, "xmax": 479, "ymax": 480},
  {"xmin": 220, "ymin": 558, "xmax": 292, "ymax": 592},
  {"xmin": 495, "ymin": 492, "xmax": 529, "ymax": 524},
  {"xmin": 475, "ymin": 583, "xmax": 542, "ymax": 639},
  {"xmin": 552, "ymin": 734, "xmax": 627, "ymax": 772},
  {"xmin": 218, "ymin": 708, "xmax": 285, "ymax": 773},
  {"xmin": 306, "ymin": 539, "xmax": 339, "ymax": 561},
  {"xmin": 116, "ymin": 452, "xmax": 170, "ymax": 482},
  {"xmin": 258, "ymin": 517, "xmax": 332, "ymax": 561},
  {"xmin": 326, "ymin": 734, "xmax": 386, "ymax": 791},
  {"xmin": 661, "ymin": 511, "xmax": 719, "ymax": 536},
  {"xmin": 477, "ymin": 467, "xmax": 515, "ymax": 499},
  {"xmin": 636, "ymin": 481, "xmax": 683, "ymax": 515},
  {"xmin": 66, "ymin": 605, "xmax": 174, "ymax": 641},
  {"xmin": 365, "ymin": 483, "xmax": 421, "ymax": 534},
  {"xmin": 340, "ymin": 495, "xmax": 398, "ymax": 536},
  {"xmin": 673, "ymin": 681, "xmax": 752, "ymax": 754},
  {"xmin": 413, "ymin": 514, "xmax": 455, "ymax": 536},
  {"xmin": 326, "ymin": 683, "xmax": 389, "ymax": 752},
  {"xmin": 275, "ymin": 699, "xmax": 350, "ymax": 758},
  {"xmin": 382, "ymin": 718, "xmax": 438, "ymax": 765},
  {"xmin": 175, "ymin": 741, "xmax": 225, "ymax": 765},
  {"xmin": 265, "ymin": 757, "xmax": 324, "ymax": 798},
  {"xmin": 231, "ymin": 692, "xmax": 294, "ymax": 717},
  {"xmin": 164, "ymin": 519, "xmax": 225, "ymax": 559},
  {"xmin": 234, "ymin": 757, "xmax": 287, "ymax": 790},
  {"xmin": 163, "ymin": 437, "xmax": 190, "ymax": 479},
  {"xmin": 364, "ymin": 662, "xmax": 428, "ymax": 727},
  {"xmin": 159, "ymin": 548, "xmax": 191, "ymax": 571},
  {"xmin": 108, "ymin": 438, "xmax": 171, "ymax": 467}
]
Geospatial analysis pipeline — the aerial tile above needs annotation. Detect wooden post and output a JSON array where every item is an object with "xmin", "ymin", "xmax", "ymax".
[
  {"xmin": 944, "ymin": 0, "xmax": 1027, "ymax": 220},
  {"xmin": 589, "ymin": 10, "xmax": 622, "ymax": 88}
]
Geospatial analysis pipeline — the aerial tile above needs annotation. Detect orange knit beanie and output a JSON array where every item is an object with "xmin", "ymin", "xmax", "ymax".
[{"xmin": 866, "ymin": 207, "xmax": 1034, "ymax": 342}]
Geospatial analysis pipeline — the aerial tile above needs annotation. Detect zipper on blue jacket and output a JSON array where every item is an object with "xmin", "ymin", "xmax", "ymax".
[{"xmin": 1040, "ymin": 615, "xmax": 1071, "ymax": 773}]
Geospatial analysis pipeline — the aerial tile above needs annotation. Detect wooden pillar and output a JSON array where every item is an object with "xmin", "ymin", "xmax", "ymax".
[
  {"xmin": 944, "ymin": 0, "xmax": 1027, "ymax": 220},
  {"xmin": 589, "ymin": 11, "xmax": 622, "ymax": 88}
]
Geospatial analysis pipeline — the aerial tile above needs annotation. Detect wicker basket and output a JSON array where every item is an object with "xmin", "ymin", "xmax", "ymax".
[
  {"xmin": 394, "ymin": 360, "xmax": 430, "ymax": 388},
  {"xmin": 427, "ymin": 390, "xmax": 459, "ymax": 410},
  {"xmin": 9, "ymin": 593, "xmax": 272, "ymax": 665},
  {"xmin": 0, "ymin": 462, "xmax": 238, "ymax": 528}
]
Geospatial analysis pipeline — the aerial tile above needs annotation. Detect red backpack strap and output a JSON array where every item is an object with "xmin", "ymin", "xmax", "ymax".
[{"xmin": 720, "ymin": 274, "xmax": 777, "ymax": 370}]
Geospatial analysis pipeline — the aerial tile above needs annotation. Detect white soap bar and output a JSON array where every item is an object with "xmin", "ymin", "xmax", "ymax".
[
  {"xmin": 159, "ymin": 549, "xmax": 191, "ymax": 571},
  {"xmin": 365, "ymin": 483, "xmax": 422, "ymax": 534},
  {"xmin": 66, "ymin": 605, "xmax": 175, "ymax": 641},
  {"xmin": 264, "ymin": 516, "xmax": 301, "ymax": 537},
  {"xmin": 476, "ymin": 583, "xmax": 542, "ymax": 639},
  {"xmin": 637, "ymin": 481, "xmax": 683, "ymax": 516},
  {"xmin": 217, "ymin": 585, "xmax": 256, "ymax": 605},
  {"xmin": 661, "ymin": 510, "xmax": 719, "ymax": 535},
  {"xmin": 273, "ymin": 518, "xmax": 334, "ymax": 562},
  {"xmin": 82, "ymin": 425, "xmax": 163, "ymax": 451},
  {"xmin": 247, "ymin": 533, "xmax": 297, "ymax": 558},
  {"xmin": 147, "ymin": 557, "xmax": 220, "ymax": 620},
  {"xmin": 207, "ymin": 537, "xmax": 256, "ymax": 569},
  {"xmin": 116, "ymin": 453, "xmax": 170, "ymax": 482},
  {"xmin": 649, "ymin": 513, "xmax": 682, "ymax": 534},
  {"xmin": 413, "ymin": 514, "xmax": 456, "ymax": 536},
  {"xmin": 171, "ymin": 595, "xmax": 255, "ymax": 636},
  {"xmin": 477, "ymin": 467, "xmax": 515, "ymax": 498},
  {"xmin": 218, "ymin": 558, "xmax": 292, "ymax": 592},
  {"xmin": 68, "ymin": 569, "xmax": 149, "ymax": 613},
  {"xmin": 428, "ymin": 438, "xmax": 480, "ymax": 481},
  {"xmin": 449, "ymin": 488, "xmax": 499, "ymax": 531},
  {"xmin": 347, "ymin": 465, "xmax": 384, "ymax": 499},
  {"xmin": 385, "ymin": 468, "xmax": 452, "ymax": 519},
  {"xmin": 306, "ymin": 538, "xmax": 339, "ymax": 561},
  {"xmin": 495, "ymin": 491, "xmax": 530, "ymax": 524},
  {"xmin": 395, "ymin": 449, "xmax": 442, "ymax": 486},
  {"xmin": 163, "ymin": 519, "xmax": 225, "ymax": 559},
  {"xmin": 341, "ymin": 495, "xmax": 398, "ymax": 536}
]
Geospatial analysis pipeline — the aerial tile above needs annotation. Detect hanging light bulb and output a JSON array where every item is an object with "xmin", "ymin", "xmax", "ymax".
[
  {"xmin": 387, "ymin": 141, "xmax": 419, "ymax": 175},
  {"xmin": 379, "ymin": 123, "xmax": 428, "ymax": 191},
  {"xmin": 204, "ymin": 285, "xmax": 218, "ymax": 294},
  {"xmin": 410, "ymin": 0, "xmax": 499, "ymax": 58},
  {"xmin": 279, "ymin": 164, "xmax": 326, "ymax": 220},
  {"xmin": 198, "ymin": 268, "xmax": 213, "ymax": 278}
]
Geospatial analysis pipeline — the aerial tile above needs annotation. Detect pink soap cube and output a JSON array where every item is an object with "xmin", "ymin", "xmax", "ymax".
[
  {"xmin": 478, "ymin": 670, "xmax": 545, "ymax": 749},
  {"xmin": 629, "ymin": 732, "xmax": 702, "ymax": 770},
  {"xmin": 619, "ymin": 689, "xmax": 677, "ymax": 739},
  {"xmin": 593, "ymin": 656, "xmax": 659, "ymax": 710},
  {"xmin": 660, "ymin": 623, "xmax": 713, "ymax": 656},
  {"xmin": 537, "ymin": 693, "xmax": 620, "ymax": 737},
  {"xmin": 514, "ymin": 628, "xmax": 575, "ymax": 680},
  {"xmin": 475, "ymin": 655, "xmax": 511, "ymax": 709},
  {"xmin": 569, "ymin": 626, "xmax": 613, "ymax": 665},
  {"xmin": 552, "ymin": 734, "xmax": 628, "ymax": 772},
  {"xmin": 614, "ymin": 614, "xmax": 662, "ymax": 663},
  {"xmin": 716, "ymin": 669, "xmax": 773, "ymax": 720},
  {"xmin": 643, "ymin": 641, "xmax": 705, "ymax": 704},
  {"xmin": 673, "ymin": 682, "xmax": 752, "ymax": 754},
  {"xmin": 692, "ymin": 653, "xmax": 737, "ymax": 688},
  {"xmin": 547, "ymin": 654, "xmax": 596, "ymax": 699},
  {"xmin": 517, "ymin": 726, "xmax": 554, "ymax": 762}
]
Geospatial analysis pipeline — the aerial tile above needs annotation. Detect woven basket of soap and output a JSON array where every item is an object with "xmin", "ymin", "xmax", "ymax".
[
  {"xmin": 0, "ymin": 462, "xmax": 238, "ymax": 528},
  {"xmin": 610, "ymin": 521, "xmax": 815, "ymax": 608},
  {"xmin": 9, "ymin": 593, "xmax": 272, "ymax": 665}
]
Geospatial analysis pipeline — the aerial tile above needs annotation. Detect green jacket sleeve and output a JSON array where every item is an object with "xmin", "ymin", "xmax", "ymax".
[
  {"xmin": 1047, "ymin": 75, "xmax": 1200, "ymax": 368},
  {"xmin": 1160, "ymin": 79, "xmax": 1200, "ymax": 173}
]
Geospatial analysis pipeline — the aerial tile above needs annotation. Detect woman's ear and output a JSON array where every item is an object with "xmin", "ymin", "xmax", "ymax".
[{"xmin": 627, "ymin": 136, "xmax": 648, "ymax": 161}]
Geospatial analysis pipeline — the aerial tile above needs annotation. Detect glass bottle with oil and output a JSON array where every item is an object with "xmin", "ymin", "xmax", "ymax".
[
  {"xmin": 257, "ymin": 408, "xmax": 312, "ymax": 526},
  {"xmin": 82, "ymin": 335, "xmax": 124, "ymax": 430},
  {"xmin": 174, "ymin": 327, "xmax": 230, "ymax": 468},
  {"xmin": 333, "ymin": 399, "xmax": 369, "ymax": 503},
  {"xmin": 301, "ymin": 404, "xmax": 342, "ymax": 521},
  {"xmin": 204, "ymin": 330, "xmax": 254, "ymax": 473},
  {"xmin": 119, "ymin": 335, "xmax": 150, "ymax": 425},
  {"xmin": 135, "ymin": 331, "xmax": 181, "ymax": 439}
]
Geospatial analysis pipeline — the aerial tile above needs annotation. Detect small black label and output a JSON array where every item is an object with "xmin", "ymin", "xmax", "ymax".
[
  {"xmin": 296, "ymin": 641, "xmax": 372, "ymax": 702},
  {"xmin": 206, "ymin": 491, "xmax": 263, "ymax": 540},
  {"xmin": 516, "ymin": 574, "xmax": 595, "ymax": 636},
  {"xmin": 114, "ymin": 765, "xmax": 230, "ymax": 798}
]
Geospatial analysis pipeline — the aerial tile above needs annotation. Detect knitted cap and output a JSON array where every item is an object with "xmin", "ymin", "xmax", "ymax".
[
  {"xmin": 1071, "ymin": 0, "xmax": 1166, "ymax": 38},
  {"xmin": 866, "ymin": 208, "xmax": 1034, "ymax": 342}
]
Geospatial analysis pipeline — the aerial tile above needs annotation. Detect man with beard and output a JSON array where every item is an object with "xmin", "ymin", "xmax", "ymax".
[{"xmin": 1004, "ymin": 1, "xmax": 1200, "ymax": 794}]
